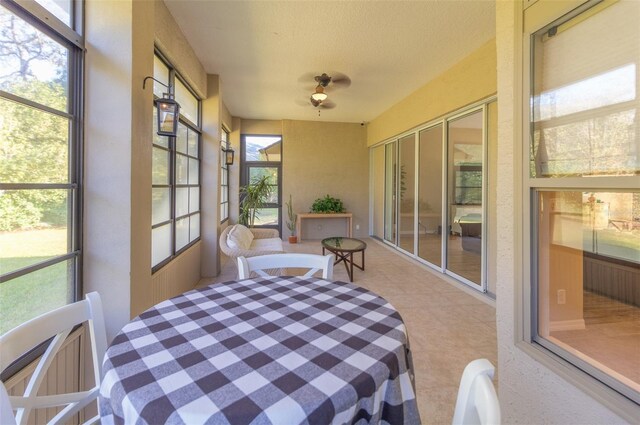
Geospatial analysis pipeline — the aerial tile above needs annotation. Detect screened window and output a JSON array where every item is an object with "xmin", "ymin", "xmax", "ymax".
[
  {"xmin": 0, "ymin": 1, "xmax": 83, "ymax": 335},
  {"xmin": 528, "ymin": 0, "xmax": 640, "ymax": 403},
  {"xmin": 151, "ymin": 53, "xmax": 201, "ymax": 271},
  {"xmin": 220, "ymin": 128, "xmax": 230, "ymax": 223}
]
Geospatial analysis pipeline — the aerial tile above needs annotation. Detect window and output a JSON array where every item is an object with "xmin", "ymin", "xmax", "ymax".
[
  {"xmin": 528, "ymin": 0, "xmax": 640, "ymax": 403},
  {"xmin": 151, "ymin": 53, "xmax": 201, "ymax": 271},
  {"xmin": 220, "ymin": 128, "xmax": 230, "ymax": 223},
  {"xmin": 240, "ymin": 135, "xmax": 282, "ymax": 232},
  {"xmin": 0, "ymin": 0, "xmax": 83, "ymax": 336}
]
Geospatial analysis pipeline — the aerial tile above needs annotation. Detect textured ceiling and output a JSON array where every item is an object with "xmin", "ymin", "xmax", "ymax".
[{"xmin": 163, "ymin": 0, "xmax": 495, "ymax": 123}]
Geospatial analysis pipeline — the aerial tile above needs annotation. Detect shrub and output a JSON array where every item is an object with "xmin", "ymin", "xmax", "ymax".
[{"xmin": 310, "ymin": 195, "xmax": 345, "ymax": 213}]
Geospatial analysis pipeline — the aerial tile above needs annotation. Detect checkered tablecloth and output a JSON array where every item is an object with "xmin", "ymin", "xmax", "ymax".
[{"xmin": 99, "ymin": 276, "xmax": 420, "ymax": 425}]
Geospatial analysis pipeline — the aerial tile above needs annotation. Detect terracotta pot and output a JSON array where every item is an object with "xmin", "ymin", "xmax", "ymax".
[{"xmin": 288, "ymin": 236, "xmax": 298, "ymax": 244}]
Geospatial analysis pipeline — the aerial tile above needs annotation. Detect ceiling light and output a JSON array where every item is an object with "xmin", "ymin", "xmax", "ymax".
[{"xmin": 310, "ymin": 85, "xmax": 327, "ymax": 102}]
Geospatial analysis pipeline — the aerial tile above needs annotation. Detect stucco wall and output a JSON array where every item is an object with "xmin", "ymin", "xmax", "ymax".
[
  {"xmin": 154, "ymin": 0, "xmax": 207, "ymax": 98},
  {"xmin": 233, "ymin": 119, "xmax": 368, "ymax": 238},
  {"xmin": 85, "ymin": 0, "xmax": 209, "ymax": 338},
  {"xmin": 85, "ymin": 0, "xmax": 137, "ymax": 341},
  {"xmin": 495, "ymin": 0, "xmax": 629, "ymax": 423},
  {"xmin": 282, "ymin": 120, "xmax": 369, "ymax": 239},
  {"xmin": 367, "ymin": 39, "xmax": 496, "ymax": 146}
]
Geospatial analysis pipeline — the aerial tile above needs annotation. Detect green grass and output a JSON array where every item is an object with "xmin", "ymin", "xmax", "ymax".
[
  {"xmin": 0, "ymin": 229, "xmax": 69, "ymax": 335},
  {"xmin": 0, "ymin": 257, "xmax": 69, "ymax": 335}
]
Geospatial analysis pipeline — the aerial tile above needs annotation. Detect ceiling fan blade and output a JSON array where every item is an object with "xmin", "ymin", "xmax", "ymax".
[
  {"xmin": 319, "ymin": 99, "xmax": 336, "ymax": 109},
  {"xmin": 329, "ymin": 72, "xmax": 351, "ymax": 88}
]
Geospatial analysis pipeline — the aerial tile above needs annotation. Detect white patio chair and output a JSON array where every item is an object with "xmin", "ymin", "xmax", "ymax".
[
  {"xmin": 0, "ymin": 382, "xmax": 16, "ymax": 425},
  {"xmin": 238, "ymin": 253, "xmax": 335, "ymax": 280},
  {"xmin": 0, "ymin": 292, "xmax": 107, "ymax": 425},
  {"xmin": 452, "ymin": 359, "xmax": 500, "ymax": 425}
]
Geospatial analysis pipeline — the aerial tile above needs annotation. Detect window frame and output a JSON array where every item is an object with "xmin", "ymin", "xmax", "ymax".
[
  {"xmin": 220, "ymin": 127, "xmax": 230, "ymax": 224},
  {"xmin": 239, "ymin": 134, "xmax": 283, "ymax": 234},
  {"xmin": 151, "ymin": 50, "xmax": 202, "ymax": 273},
  {"xmin": 521, "ymin": 0, "xmax": 640, "ymax": 414},
  {"xmin": 0, "ymin": 0, "xmax": 84, "ymax": 379}
]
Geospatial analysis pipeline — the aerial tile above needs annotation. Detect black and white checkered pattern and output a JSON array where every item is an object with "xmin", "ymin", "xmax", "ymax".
[{"xmin": 99, "ymin": 277, "xmax": 420, "ymax": 425}]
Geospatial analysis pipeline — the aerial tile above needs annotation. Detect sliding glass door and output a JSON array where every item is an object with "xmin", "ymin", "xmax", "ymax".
[
  {"xmin": 370, "ymin": 100, "xmax": 492, "ymax": 293},
  {"xmin": 446, "ymin": 109, "xmax": 484, "ymax": 286},
  {"xmin": 384, "ymin": 142, "xmax": 397, "ymax": 243},
  {"xmin": 418, "ymin": 124, "xmax": 443, "ymax": 267},
  {"xmin": 398, "ymin": 134, "xmax": 416, "ymax": 253}
]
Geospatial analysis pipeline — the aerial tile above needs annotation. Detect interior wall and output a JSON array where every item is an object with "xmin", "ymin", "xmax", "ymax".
[
  {"xmin": 495, "ymin": 0, "xmax": 628, "ymax": 423},
  {"xmin": 233, "ymin": 119, "xmax": 368, "ymax": 238},
  {"xmin": 154, "ymin": 0, "xmax": 207, "ymax": 98},
  {"xmin": 367, "ymin": 39, "xmax": 496, "ymax": 146},
  {"xmin": 282, "ymin": 120, "xmax": 369, "ymax": 239},
  {"xmin": 85, "ymin": 0, "xmax": 137, "ymax": 341},
  {"xmin": 200, "ymin": 75, "xmax": 222, "ymax": 277},
  {"xmin": 85, "ymin": 0, "xmax": 210, "ymax": 339}
]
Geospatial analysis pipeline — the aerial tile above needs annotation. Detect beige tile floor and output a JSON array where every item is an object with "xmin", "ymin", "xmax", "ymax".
[{"xmin": 199, "ymin": 237, "xmax": 498, "ymax": 424}]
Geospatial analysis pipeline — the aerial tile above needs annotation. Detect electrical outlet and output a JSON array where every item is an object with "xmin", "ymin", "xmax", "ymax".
[
  {"xmin": 355, "ymin": 224, "xmax": 360, "ymax": 230},
  {"xmin": 557, "ymin": 289, "xmax": 566, "ymax": 305}
]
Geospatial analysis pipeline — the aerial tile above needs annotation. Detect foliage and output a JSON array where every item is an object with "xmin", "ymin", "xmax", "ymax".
[
  {"xmin": 0, "ymin": 11, "xmax": 69, "ymax": 231},
  {"xmin": 310, "ymin": 195, "xmax": 345, "ymax": 214},
  {"xmin": 239, "ymin": 175, "xmax": 273, "ymax": 227},
  {"xmin": 285, "ymin": 194, "xmax": 296, "ymax": 235}
]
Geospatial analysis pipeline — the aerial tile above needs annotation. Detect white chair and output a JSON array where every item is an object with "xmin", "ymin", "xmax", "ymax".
[
  {"xmin": 452, "ymin": 359, "xmax": 500, "ymax": 425},
  {"xmin": 0, "ymin": 292, "xmax": 107, "ymax": 425},
  {"xmin": 238, "ymin": 253, "xmax": 335, "ymax": 280},
  {"xmin": 0, "ymin": 382, "xmax": 16, "ymax": 425}
]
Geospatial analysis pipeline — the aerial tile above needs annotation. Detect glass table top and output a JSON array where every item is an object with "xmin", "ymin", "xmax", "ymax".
[{"xmin": 321, "ymin": 237, "xmax": 366, "ymax": 251}]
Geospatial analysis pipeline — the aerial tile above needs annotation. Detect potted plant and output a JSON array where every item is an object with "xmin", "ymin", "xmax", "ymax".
[
  {"xmin": 285, "ymin": 194, "xmax": 297, "ymax": 243},
  {"xmin": 310, "ymin": 195, "xmax": 345, "ymax": 214},
  {"xmin": 239, "ymin": 175, "xmax": 273, "ymax": 227}
]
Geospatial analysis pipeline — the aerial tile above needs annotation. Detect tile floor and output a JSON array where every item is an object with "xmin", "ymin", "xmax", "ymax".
[{"xmin": 199, "ymin": 237, "xmax": 498, "ymax": 424}]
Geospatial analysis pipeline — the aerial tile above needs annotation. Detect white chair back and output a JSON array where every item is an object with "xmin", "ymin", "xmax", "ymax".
[
  {"xmin": 452, "ymin": 359, "xmax": 500, "ymax": 425},
  {"xmin": 238, "ymin": 253, "xmax": 335, "ymax": 280},
  {"xmin": 0, "ymin": 292, "xmax": 107, "ymax": 425}
]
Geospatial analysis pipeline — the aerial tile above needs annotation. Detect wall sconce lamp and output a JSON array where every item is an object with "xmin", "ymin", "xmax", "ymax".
[
  {"xmin": 223, "ymin": 146, "xmax": 235, "ymax": 166},
  {"xmin": 143, "ymin": 76, "xmax": 180, "ymax": 137}
]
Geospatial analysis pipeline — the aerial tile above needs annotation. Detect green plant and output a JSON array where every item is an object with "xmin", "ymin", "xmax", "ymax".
[
  {"xmin": 239, "ymin": 175, "xmax": 273, "ymax": 227},
  {"xmin": 310, "ymin": 195, "xmax": 345, "ymax": 214},
  {"xmin": 285, "ymin": 194, "xmax": 296, "ymax": 236}
]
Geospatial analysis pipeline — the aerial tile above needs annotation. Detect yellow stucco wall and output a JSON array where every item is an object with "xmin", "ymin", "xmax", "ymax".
[
  {"xmin": 237, "ymin": 119, "xmax": 368, "ymax": 238},
  {"xmin": 367, "ymin": 39, "xmax": 497, "ymax": 146}
]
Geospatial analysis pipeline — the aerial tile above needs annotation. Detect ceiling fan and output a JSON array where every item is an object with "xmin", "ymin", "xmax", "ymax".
[{"xmin": 301, "ymin": 72, "xmax": 351, "ymax": 109}]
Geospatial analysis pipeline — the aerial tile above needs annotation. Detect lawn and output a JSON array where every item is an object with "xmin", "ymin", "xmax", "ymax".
[{"xmin": 0, "ymin": 229, "xmax": 69, "ymax": 335}]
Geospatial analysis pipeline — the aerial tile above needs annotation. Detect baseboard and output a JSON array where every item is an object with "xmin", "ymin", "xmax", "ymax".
[{"xmin": 549, "ymin": 319, "xmax": 586, "ymax": 332}]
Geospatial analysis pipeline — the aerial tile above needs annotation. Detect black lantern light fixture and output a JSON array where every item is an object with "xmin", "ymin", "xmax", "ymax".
[
  {"xmin": 223, "ymin": 146, "xmax": 235, "ymax": 166},
  {"xmin": 143, "ymin": 76, "xmax": 180, "ymax": 137}
]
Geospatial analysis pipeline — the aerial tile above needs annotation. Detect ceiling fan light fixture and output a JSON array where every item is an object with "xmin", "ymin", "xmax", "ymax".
[
  {"xmin": 311, "ymin": 92, "xmax": 327, "ymax": 102},
  {"xmin": 311, "ymin": 85, "xmax": 327, "ymax": 102}
]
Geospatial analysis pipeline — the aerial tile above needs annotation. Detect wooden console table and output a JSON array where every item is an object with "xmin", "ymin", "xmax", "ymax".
[{"xmin": 296, "ymin": 213, "xmax": 353, "ymax": 242}]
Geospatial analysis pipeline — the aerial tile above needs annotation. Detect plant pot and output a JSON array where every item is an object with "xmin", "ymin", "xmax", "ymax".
[{"xmin": 288, "ymin": 236, "xmax": 298, "ymax": 244}]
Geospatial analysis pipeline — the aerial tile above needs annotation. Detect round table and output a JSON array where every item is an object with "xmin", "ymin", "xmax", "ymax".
[
  {"xmin": 99, "ymin": 276, "xmax": 420, "ymax": 425},
  {"xmin": 321, "ymin": 237, "xmax": 367, "ymax": 282}
]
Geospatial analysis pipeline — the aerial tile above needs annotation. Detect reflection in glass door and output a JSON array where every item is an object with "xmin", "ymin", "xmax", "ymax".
[
  {"xmin": 446, "ymin": 110, "xmax": 484, "ymax": 286},
  {"xmin": 398, "ymin": 135, "xmax": 415, "ymax": 253},
  {"xmin": 418, "ymin": 124, "xmax": 443, "ymax": 267},
  {"xmin": 384, "ymin": 142, "xmax": 397, "ymax": 243}
]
